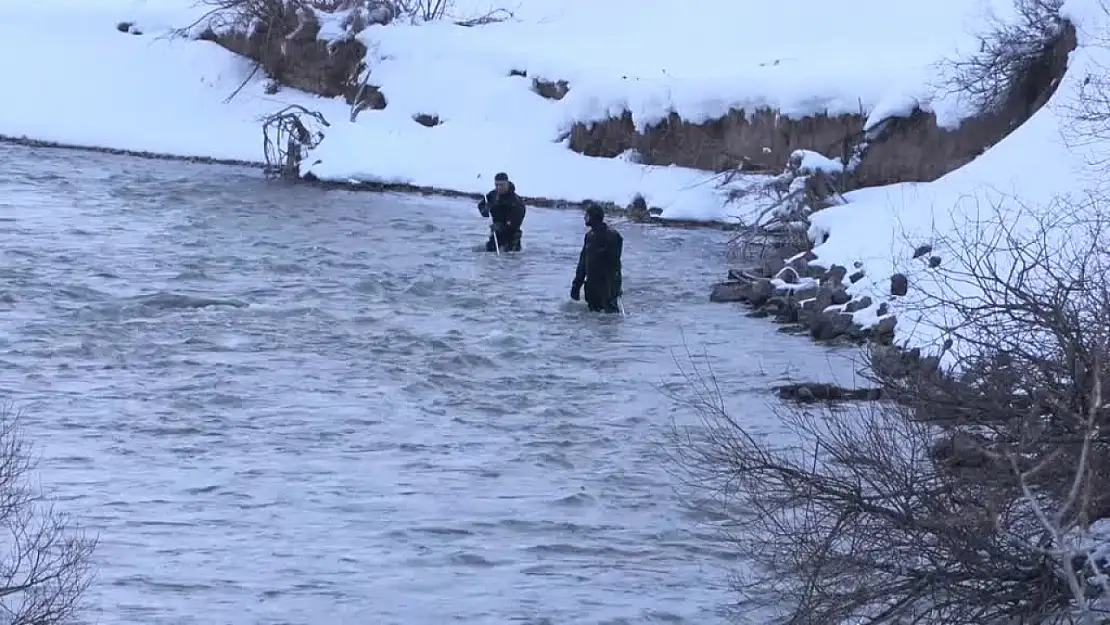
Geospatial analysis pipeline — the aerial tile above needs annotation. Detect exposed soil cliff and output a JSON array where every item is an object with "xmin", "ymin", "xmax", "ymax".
[{"xmin": 565, "ymin": 23, "xmax": 1076, "ymax": 187}]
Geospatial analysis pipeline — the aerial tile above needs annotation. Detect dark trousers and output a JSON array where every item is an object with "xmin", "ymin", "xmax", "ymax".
[
  {"xmin": 584, "ymin": 281, "xmax": 620, "ymax": 313},
  {"xmin": 486, "ymin": 228, "xmax": 521, "ymax": 252}
]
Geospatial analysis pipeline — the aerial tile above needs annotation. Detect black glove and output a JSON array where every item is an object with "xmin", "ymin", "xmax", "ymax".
[
  {"xmin": 570, "ymin": 282, "xmax": 582, "ymax": 301},
  {"xmin": 477, "ymin": 199, "xmax": 489, "ymax": 217}
]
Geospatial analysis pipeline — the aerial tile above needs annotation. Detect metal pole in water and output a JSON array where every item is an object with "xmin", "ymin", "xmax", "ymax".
[{"xmin": 492, "ymin": 228, "xmax": 500, "ymax": 257}]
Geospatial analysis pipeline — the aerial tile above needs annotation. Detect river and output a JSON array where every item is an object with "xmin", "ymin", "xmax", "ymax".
[{"xmin": 0, "ymin": 143, "xmax": 854, "ymax": 625}]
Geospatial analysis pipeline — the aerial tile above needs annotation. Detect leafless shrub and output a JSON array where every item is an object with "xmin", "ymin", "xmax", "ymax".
[
  {"xmin": 945, "ymin": 0, "xmax": 1066, "ymax": 115},
  {"xmin": 261, "ymin": 105, "xmax": 330, "ymax": 178},
  {"xmin": 720, "ymin": 149, "xmax": 846, "ymax": 265},
  {"xmin": 668, "ymin": 193, "xmax": 1110, "ymax": 623},
  {"xmin": 0, "ymin": 406, "xmax": 96, "ymax": 625}
]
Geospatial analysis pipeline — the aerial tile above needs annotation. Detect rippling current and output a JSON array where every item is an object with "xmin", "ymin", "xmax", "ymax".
[{"xmin": 0, "ymin": 143, "xmax": 854, "ymax": 624}]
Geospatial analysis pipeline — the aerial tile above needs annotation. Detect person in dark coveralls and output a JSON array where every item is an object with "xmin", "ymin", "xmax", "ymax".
[
  {"xmin": 477, "ymin": 172, "xmax": 526, "ymax": 252},
  {"xmin": 570, "ymin": 202, "xmax": 623, "ymax": 313}
]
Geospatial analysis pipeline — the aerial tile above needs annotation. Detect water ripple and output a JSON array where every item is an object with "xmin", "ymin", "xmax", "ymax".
[{"xmin": 0, "ymin": 143, "xmax": 858, "ymax": 625}]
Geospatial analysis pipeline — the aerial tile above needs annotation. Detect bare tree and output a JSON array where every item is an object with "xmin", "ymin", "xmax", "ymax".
[
  {"xmin": 0, "ymin": 406, "xmax": 95, "ymax": 625},
  {"xmin": 944, "ymin": 0, "xmax": 1066, "ymax": 115},
  {"xmin": 665, "ymin": 193, "xmax": 1110, "ymax": 624}
]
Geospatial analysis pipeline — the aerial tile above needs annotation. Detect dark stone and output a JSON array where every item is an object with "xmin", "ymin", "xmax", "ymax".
[
  {"xmin": 849, "ymin": 270, "xmax": 865, "ymax": 284},
  {"xmin": 844, "ymin": 295, "xmax": 873, "ymax": 313},
  {"xmin": 913, "ymin": 244, "xmax": 933, "ymax": 259},
  {"xmin": 890, "ymin": 273, "xmax": 909, "ymax": 296},
  {"xmin": 787, "ymin": 254, "xmax": 809, "ymax": 278},
  {"xmin": 710, "ymin": 281, "xmax": 748, "ymax": 303},
  {"xmin": 532, "ymin": 78, "xmax": 570, "ymax": 100},
  {"xmin": 877, "ymin": 302, "xmax": 890, "ymax": 316},
  {"xmin": 778, "ymin": 267, "xmax": 799, "ymax": 284},
  {"xmin": 830, "ymin": 288, "xmax": 851, "ymax": 306},
  {"xmin": 873, "ymin": 316, "xmax": 897, "ymax": 343},
  {"xmin": 928, "ymin": 255, "xmax": 942, "ymax": 268},
  {"xmin": 412, "ymin": 113, "xmax": 441, "ymax": 127},
  {"xmin": 827, "ymin": 264, "xmax": 847, "ymax": 286},
  {"xmin": 509, "ymin": 69, "xmax": 527, "ymax": 77},
  {"xmin": 762, "ymin": 297, "xmax": 787, "ymax": 315},
  {"xmin": 811, "ymin": 311, "xmax": 856, "ymax": 341},
  {"xmin": 791, "ymin": 285, "xmax": 819, "ymax": 302},
  {"xmin": 776, "ymin": 382, "xmax": 884, "ymax": 403},
  {"xmin": 761, "ymin": 254, "xmax": 786, "ymax": 277},
  {"xmin": 749, "ymin": 279, "xmax": 774, "ymax": 307},
  {"xmin": 627, "ymin": 194, "xmax": 650, "ymax": 221}
]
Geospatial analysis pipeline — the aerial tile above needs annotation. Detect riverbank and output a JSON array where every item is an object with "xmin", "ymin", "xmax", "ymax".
[
  {"xmin": 707, "ymin": 0, "xmax": 1103, "ymax": 372},
  {"xmin": 0, "ymin": 135, "xmax": 735, "ymax": 230}
]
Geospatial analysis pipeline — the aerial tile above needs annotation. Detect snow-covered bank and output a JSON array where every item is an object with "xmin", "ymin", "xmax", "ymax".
[
  {"xmin": 804, "ymin": 0, "xmax": 1101, "ymax": 368},
  {"xmin": 0, "ymin": 0, "xmax": 1012, "ymax": 223},
  {"xmin": 2, "ymin": 0, "xmax": 1093, "ymax": 361}
]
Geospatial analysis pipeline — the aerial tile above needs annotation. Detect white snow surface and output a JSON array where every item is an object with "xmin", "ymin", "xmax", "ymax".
[
  {"xmin": 2, "ymin": 0, "xmax": 1005, "ymax": 224},
  {"xmin": 808, "ymin": 0, "xmax": 1107, "ymax": 369},
  {"xmin": 0, "ymin": 0, "xmax": 1099, "ymax": 363}
]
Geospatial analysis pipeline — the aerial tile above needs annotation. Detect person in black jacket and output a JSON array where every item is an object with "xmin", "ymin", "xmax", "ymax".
[
  {"xmin": 477, "ymin": 172, "xmax": 526, "ymax": 252},
  {"xmin": 570, "ymin": 202, "xmax": 623, "ymax": 313}
]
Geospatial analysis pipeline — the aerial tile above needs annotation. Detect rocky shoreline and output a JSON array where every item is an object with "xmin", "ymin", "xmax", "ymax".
[{"xmin": 710, "ymin": 230, "xmax": 943, "ymax": 400}]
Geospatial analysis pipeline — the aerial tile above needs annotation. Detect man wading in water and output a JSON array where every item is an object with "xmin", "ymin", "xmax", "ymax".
[
  {"xmin": 477, "ymin": 172, "xmax": 526, "ymax": 252},
  {"xmin": 570, "ymin": 202, "xmax": 623, "ymax": 313}
]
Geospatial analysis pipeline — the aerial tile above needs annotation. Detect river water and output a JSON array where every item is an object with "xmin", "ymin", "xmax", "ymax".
[{"xmin": 0, "ymin": 143, "xmax": 854, "ymax": 625}]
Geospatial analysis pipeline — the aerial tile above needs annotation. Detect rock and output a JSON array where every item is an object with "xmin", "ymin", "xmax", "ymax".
[
  {"xmin": 710, "ymin": 281, "xmax": 749, "ymax": 303},
  {"xmin": 827, "ymin": 264, "xmax": 848, "ymax": 286},
  {"xmin": 509, "ymin": 69, "xmax": 528, "ymax": 77},
  {"xmin": 761, "ymin": 254, "xmax": 786, "ymax": 277},
  {"xmin": 806, "ymin": 264, "xmax": 828, "ymax": 279},
  {"xmin": 749, "ymin": 279, "xmax": 774, "ymax": 307},
  {"xmin": 913, "ymin": 244, "xmax": 933, "ymax": 259},
  {"xmin": 412, "ymin": 113, "xmax": 441, "ymax": 127},
  {"xmin": 727, "ymin": 268, "xmax": 750, "ymax": 281},
  {"xmin": 811, "ymin": 311, "xmax": 856, "ymax": 341},
  {"xmin": 830, "ymin": 288, "xmax": 851, "ymax": 306},
  {"xmin": 928, "ymin": 255, "xmax": 942, "ymax": 268},
  {"xmin": 762, "ymin": 297, "xmax": 788, "ymax": 315},
  {"xmin": 890, "ymin": 273, "xmax": 909, "ymax": 296},
  {"xmin": 627, "ymin": 194, "xmax": 650, "ymax": 221},
  {"xmin": 873, "ymin": 316, "xmax": 897, "ymax": 343},
  {"xmin": 776, "ymin": 382, "xmax": 884, "ymax": 403},
  {"xmin": 791, "ymin": 285, "xmax": 819, "ymax": 302},
  {"xmin": 877, "ymin": 302, "xmax": 890, "ymax": 316},
  {"xmin": 787, "ymin": 254, "xmax": 809, "ymax": 278},
  {"xmin": 931, "ymin": 431, "xmax": 992, "ymax": 469},
  {"xmin": 849, "ymin": 270, "xmax": 865, "ymax": 284},
  {"xmin": 777, "ymin": 266, "xmax": 799, "ymax": 284},
  {"xmin": 532, "ymin": 78, "xmax": 570, "ymax": 100},
  {"xmin": 844, "ymin": 295, "xmax": 873, "ymax": 313}
]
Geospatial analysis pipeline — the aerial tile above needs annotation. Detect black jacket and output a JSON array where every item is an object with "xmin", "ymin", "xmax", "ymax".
[
  {"xmin": 478, "ymin": 183, "xmax": 526, "ymax": 232},
  {"xmin": 574, "ymin": 223, "xmax": 623, "ymax": 294}
]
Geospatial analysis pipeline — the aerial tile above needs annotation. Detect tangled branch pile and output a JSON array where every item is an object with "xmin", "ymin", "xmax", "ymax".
[
  {"xmin": 261, "ymin": 105, "xmax": 330, "ymax": 178},
  {"xmin": 671, "ymin": 194, "xmax": 1110, "ymax": 624}
]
